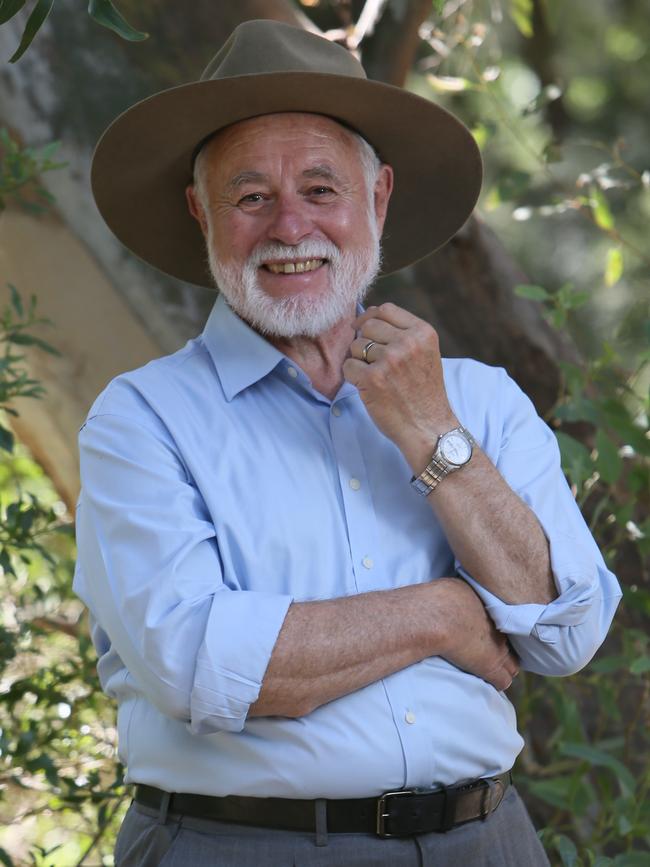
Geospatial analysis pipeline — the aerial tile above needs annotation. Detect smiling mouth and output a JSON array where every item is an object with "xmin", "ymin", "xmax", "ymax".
[{"xmin": 262, "ymin": 258, "xmax": 326, "ymax": 274}]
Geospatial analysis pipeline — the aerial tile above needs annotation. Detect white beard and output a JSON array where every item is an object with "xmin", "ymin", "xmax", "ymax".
[{"xmin": 205, "ymin": 228, "xmax": 382, "ymax": 339}]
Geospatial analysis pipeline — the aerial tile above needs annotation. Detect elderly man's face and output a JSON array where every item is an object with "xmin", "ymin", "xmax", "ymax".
[{"xmin": 186, "ymin": 113, "xmax": 393, "ymax": 338}]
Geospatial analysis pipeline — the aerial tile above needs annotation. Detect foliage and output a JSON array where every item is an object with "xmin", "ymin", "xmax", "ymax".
[
  {"xmin": 0, "ymin": 133, "xmax": 127, "ymax": 865},
  {"xmin": 414, "ymin": 1, "xmax": 650, "ymax": 863},
  {"xmin": 0, "ymin": 0, "xmax": 648, "ymax": 864},
  {"xmin": 0, "ymin": 0, "xmax": 146, "ymax": 62}
]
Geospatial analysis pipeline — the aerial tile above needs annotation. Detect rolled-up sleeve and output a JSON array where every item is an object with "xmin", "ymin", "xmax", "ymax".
[
  {"xmin": 459, "ymin": 368, "xmax": 621, "ymax": 676},
  {"xmin": 74, "ymin": 401, "xmax": 292, "ymax": 735}
]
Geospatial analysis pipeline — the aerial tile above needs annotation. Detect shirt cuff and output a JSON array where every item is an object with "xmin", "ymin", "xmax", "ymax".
[
  {"xmin": 457, "ymin": 564, "xmax": 598, "ymax": 645},
  {"xmin": 189, "ymin": 589, "xmax": 293, "ymax": 734}
]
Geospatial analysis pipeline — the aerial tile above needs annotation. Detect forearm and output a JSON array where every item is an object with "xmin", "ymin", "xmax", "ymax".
[
  {"xmin": 249, "ymin": 582, "xmax": 441, "ymax": 718},
  {"xmin": 249, "ymin": 576, "xmax": 519, "ymax": 719},
  {"xmin": 403, "ymin": 428, "xmax": 557, "ymax": 606}
]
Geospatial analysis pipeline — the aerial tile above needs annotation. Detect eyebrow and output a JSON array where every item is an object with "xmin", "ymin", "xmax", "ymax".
[
  {"xmin": 225, "ymin": 171, "xmax": 269, "ymax": 194},
  {"xmin": 224, "ymin": 164, "xmax": 346, "ymax": 195},
  {"xmin": 301, "ymin": 164, "xmax": 346, "ymax": 185}
]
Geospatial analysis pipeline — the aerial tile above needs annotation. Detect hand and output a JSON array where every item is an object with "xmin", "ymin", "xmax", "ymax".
[
  {"xmin": 342, "ymin": 303, "xmax": 457, "ymax": 458},
  {"xmin": 432, "ymin": 578, "xmax": 520, "ymax": 691}
]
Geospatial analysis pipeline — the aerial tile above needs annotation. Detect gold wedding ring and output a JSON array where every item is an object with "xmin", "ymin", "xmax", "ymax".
[{"xmin": 361, "ymin": 340, "xmax": 377, "ymax": 363}]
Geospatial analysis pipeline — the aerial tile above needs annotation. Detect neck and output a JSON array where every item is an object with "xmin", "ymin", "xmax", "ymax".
[{"xmin": 266, "ymin": 309, "xmax": 357, "ymax": 400}]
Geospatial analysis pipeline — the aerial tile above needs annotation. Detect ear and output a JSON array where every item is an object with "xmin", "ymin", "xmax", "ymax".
[
  {"xmin": 185, "ymin": 184, "xmax": 209, "ymax": 237},
  {"xmin": 373, "ymin": 164, "xmax": 394, "ymax": 235}
]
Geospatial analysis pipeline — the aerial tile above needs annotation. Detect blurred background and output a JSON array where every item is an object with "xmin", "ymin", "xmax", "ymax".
[{"xmin": 0, "ymin": 1, "xmax": 648, "ymax": 864}]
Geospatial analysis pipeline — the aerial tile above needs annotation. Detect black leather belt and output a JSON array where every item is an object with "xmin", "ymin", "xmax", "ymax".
[{"xmin": 134, "ymin": 771, "xmax": 511, "ymax": 837}]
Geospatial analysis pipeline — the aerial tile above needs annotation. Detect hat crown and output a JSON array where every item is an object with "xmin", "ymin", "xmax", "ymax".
[{"xmin": 200, "ymin": 19, "xmax": 367, "ymax": 82}]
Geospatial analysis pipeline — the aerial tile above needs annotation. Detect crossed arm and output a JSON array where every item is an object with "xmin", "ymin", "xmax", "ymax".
[{"xmin": 252, "ymin": 304, "xmax": 558, "ymax": 718}]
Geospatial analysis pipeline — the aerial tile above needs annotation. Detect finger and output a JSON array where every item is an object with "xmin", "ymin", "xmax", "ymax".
[
  {"xmin": 355, "ymin": 302, "xmax": 418, "ymax": 330},
  {"xmin": 357, "ymin": 317, "xmax": 404, "ymax": 344},
  {"xmin": 342, "ymin": 356, "xmax": 370, "ymax": 386},
  {"xmin": 350, "ymin": 336, "xmax": 385, "ymax": 362}
]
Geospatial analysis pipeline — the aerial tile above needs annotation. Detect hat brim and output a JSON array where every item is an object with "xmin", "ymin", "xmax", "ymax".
[{"xmin": 91, "ymin": 72, "xmax": 482, "ymax": 287}]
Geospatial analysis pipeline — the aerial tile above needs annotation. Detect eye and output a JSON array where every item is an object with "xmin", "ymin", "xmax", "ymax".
[
  {"xmin": 307, "ymin": 185, "xmax": 336, "ymax": 199},
  {"xmin": 237, "ymin": 192, "xmax": 267, "ymax": 206}
]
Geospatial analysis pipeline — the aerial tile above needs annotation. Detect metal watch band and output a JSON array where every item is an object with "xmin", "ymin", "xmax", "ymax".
[{"xmin": 410, "ymin": 426, "xmax": 475, "ymax": 497}]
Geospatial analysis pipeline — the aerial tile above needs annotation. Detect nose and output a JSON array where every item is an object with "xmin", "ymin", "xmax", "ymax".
[{"xmin": 266, "ymin": 194, "xmax": 314, "ymax": 246}]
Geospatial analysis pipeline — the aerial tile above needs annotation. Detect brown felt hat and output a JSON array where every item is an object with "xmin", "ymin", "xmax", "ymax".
[{"xmin": 91, "ymin": 18, "xmax": 482, "ymax": 287}]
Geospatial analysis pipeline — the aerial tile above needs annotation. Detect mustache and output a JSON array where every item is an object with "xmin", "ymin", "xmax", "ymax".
[{"xmin": 246, "ymin": 239, "xmax": 341, "ymax": 268}]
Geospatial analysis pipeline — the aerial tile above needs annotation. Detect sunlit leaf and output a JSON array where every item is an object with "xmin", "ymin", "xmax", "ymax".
[
  {"xmin": 590, "ymin": 184, "xmax": 614, "ymax": 230},
  {"xmin": 605, "ymin": 247, "xmax": 623, "ymax": 287},
  {"xmin": 427, "ymin": 74, "xmax": 474, "ymax": 93},
  {"xmin": 509, "ymin": 0, "xmax": 534, "ymax": 37},
  {"xmin": 87, "ymin": 0, "xmax": 148, "ymax": 42},
  {"xmin": 8, "ymin": 0, "xmax": 54, "ymax": 63},
  {"xmin": 514, "ymin": 284, "xmax": 550, "ymax": 302}
]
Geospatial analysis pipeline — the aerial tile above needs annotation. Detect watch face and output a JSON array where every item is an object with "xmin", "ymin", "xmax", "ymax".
[{"xmin": 440, "ymin": 431, "xmax": 472, "ymax": 466}]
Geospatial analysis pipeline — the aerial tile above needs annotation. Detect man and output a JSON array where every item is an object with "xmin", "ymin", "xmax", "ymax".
[{"xmin": 74, "ymin": 19, "xmax": 621, "ymax": 866}]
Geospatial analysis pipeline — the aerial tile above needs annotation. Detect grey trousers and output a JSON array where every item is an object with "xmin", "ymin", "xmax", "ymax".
[{"xmin": 115, "ymin": 786, "xmax": 550, "ymax": 866}]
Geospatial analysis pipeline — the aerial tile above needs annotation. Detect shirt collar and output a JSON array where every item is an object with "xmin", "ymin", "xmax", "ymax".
[
  {"xmin": 201, "ymin": 295, "xmax": 285, "ymax": 401},
  {"xmin": 201, "ymin": 294, "xmax": 366, "ymax": 402}
]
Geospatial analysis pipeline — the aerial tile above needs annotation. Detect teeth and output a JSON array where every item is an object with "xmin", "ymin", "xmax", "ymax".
[{"xmin": 266, "ymin": 259, "xmax": 324, "ymax": 274}]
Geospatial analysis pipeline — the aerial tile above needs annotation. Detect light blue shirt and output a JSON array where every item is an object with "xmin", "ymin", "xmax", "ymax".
[{"xmin": 73, "ymin": 295, "xmax": 621, "ymax": 798}]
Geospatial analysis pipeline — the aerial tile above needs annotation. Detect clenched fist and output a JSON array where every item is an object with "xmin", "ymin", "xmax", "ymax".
[{"xmin": 343, "ymin": 302, "xmax": 458, "ymax": 461}]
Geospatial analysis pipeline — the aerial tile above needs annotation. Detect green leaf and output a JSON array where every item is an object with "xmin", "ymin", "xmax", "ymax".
[
  {"xmin": 87, "ymin": 0, "xmax": 148, "ymax": 42},
  {"xmin": 0, "ymin": 424, "xmax": 15, "ymax": 453},
  {"xmin": 560, "ymin": 742, "xmax": 636, "ymax": 796},
  {"xmin": 527, "ymin": 777, "xmax": 573, "ymax": 810},
  {"xmin": 555, "ymin": 431, "xmax": 592, "ymax": 487},
  {"xmin": 555, "ymin": 834, "xmax": 579, "ymax": 867},
  {"xmin": 8, "ymin": 0, "xmax": 54, "ymax": 63},
  {"xmin": 514, "ymin": 283, "xmax": 550, "ymax": 302},
  {"xmin": 0, "ymin": 0, "xmax": 25, "ymax": 26},
  {"xmin": 595, "ymin": 429, "xmax": 622, "ymax": 484},
  {"xmin": 8, "ymin": 282, "xmax": 24, "ymax": 317},
  {"xmin": 605, "ymin": 247, "xmax": 624, "ymax": 287},
  {"xmin": 427, "ymin": 75, "xmax": 475, "ymax": 93},
  {"xmin": 612, "ymin": 855, "xmax": 650, "ymax": 867},
  {"xmin": 510, "ymin": 0, "xmax": 534, "ymax": 37},
  {"xmin": 6, "ymin": 332, "xmax": 60, "ymax": 355},
  {"xmin": 0, "ymin": 846, "xmax": 15, "ymax": 867},
  {"xmin": 591, "ymin": 184, "xmax": 614, "ymax": 230},
  {"xmin": 630, "ymin": 656, "xmax": 650, "ymax": 674}
]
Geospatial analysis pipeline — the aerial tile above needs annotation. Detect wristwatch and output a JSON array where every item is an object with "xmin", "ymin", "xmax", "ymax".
[{"xmin": 410, "ymin": 426, "xmax": 475, "ymax": 496}]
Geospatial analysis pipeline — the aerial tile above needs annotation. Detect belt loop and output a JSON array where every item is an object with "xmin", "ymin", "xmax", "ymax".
[
  {"xmin": 480, "ymin": 779, "xmax": 496, "ymax": 821},
  {"xmin": 314, "ymin": 799, "xmax": 328, "ymax": 847},
  {"xmin": 157, "ymin": 790, "xmax": 171, "ymax": 825}
]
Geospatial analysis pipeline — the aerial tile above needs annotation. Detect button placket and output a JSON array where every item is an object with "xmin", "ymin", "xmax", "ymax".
[{"xmin": 328, "ymin": 399, "xmax": 382, "ymax": 593}]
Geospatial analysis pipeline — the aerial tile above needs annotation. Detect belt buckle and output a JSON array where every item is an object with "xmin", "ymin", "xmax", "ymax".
[{"xmin": 376, "ymin": 790, "xmax": 415, "ymax": 838}]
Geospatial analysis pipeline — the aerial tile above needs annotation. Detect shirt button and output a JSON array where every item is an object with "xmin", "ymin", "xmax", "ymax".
[
  {"xmin": 405, "ymin": 711, "xmax": 416, "ymax": 725},
  {"xmin": 287, "ymin": 366, "xmax": 298, "ymax": 378},
  {"xmin": 362, "ymin": 556, "xmax": 373, "ymax": 569},
  {"xmin": 349, "ymin": 478, "xmax": 361, "ymax": 491},
  {"xmin": 332, "ymin": 405, "xmax": 342, "ymax": 417}
]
